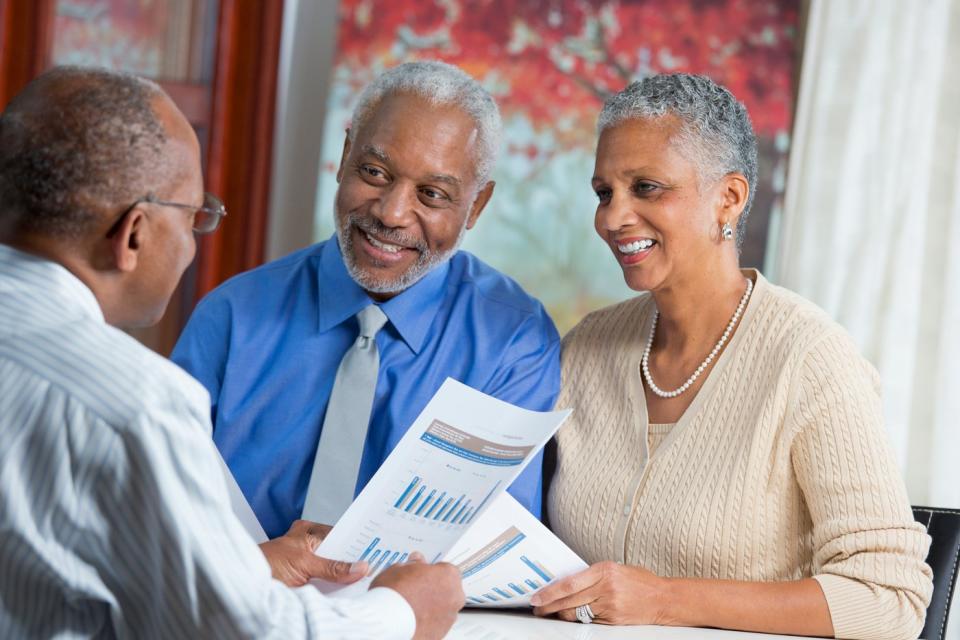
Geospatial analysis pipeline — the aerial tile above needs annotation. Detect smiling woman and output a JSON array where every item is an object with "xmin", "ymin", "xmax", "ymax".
[
  {"xmin": 590, "ymin": 113, "xmax": 749, "ymax": 297},
  {"xmin": 543, "ymin": 74, "xmax": 933, "ymax": 640}
]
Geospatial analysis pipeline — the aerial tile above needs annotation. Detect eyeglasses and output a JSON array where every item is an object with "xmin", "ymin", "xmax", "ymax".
[
  {"xmin": 140, "ymin": 192, "xmax": 227, "ymax": 234},
  {"xmin": 110, "ymin": 192, "xmax": 227, "ymax": 236}
]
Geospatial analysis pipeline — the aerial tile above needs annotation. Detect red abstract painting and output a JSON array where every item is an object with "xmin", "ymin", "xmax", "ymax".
[{"xmin": 318, "ymin": 0, "xmax": 799, "ymax": 331}]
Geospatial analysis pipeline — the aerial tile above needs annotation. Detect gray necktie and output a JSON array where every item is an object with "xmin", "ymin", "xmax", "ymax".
[{"xmin": 301, "ymin": 304, "xmax": 389, "ymax": 524}]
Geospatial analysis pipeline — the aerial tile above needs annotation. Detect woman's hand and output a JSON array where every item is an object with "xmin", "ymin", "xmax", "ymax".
[
  {"xmin": 533, "ymin": 563, "xmax": 835, "ymax": 637},
  {"xmin": 530, "ymin": 561, "xmax": 672, "ymax": 625}
]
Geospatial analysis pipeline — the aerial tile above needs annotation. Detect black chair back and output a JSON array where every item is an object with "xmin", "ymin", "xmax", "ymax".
[{"xmin": 913, "ymin": 506, "xmax": 960, "ymax": 640}]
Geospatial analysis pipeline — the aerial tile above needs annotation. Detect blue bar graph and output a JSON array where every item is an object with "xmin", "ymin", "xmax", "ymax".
[
  {"xmin": 450, "ymin": 500, "xmax": 471, "ymax": 523},
  {"xmin": 465, "ymin": 552, "xmax": 560, "ymax": 606},
  {"xmin": 414, "ymin": 489, "xmax": 436, "ymax": 515},
  {"xmin": 462, "ymin": 481, "xmax": 500, "ymax": 525},
  {"xmin": 390, "ymin": 475, "xmax": 502, "ymax": 526},
  {"xmin": 359, "ymin": 537, "xmax": 381, "ymax": 561},
  {"xmin": 476, "ymin": 566, "xmax": 552, "ymax": 605},
  {"xmin": 404, "ymin": 486, "xmax": 426, "ymax": 512},
  {"xmin": 424, "ymin": 491, "xmax": 446, "ymax": 518},
  {"xmin": 358, "ymin": 539, "xmax": 413, "ymax": 577},
  {"xmin": 434, "ymin": 497, "xmax": 454, "ymax": 520},
  {"xmin": 521, "ymin": 556, "xmax": 555, "ymax": 583},
  {"xmin": 393, "ymin": 477, "xmax": 420, "ymax": 508},
  {"xmin": 442, "ymin": 495, "xmax": 465, "ymax": 522},
  {"xmin": 383, "ymin": 551, "xmax": 401, "ymax": 570}
]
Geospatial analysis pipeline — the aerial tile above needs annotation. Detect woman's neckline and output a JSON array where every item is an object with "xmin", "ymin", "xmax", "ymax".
[{"xmin": 631, "ymin": 268, "xmax": 765, "ymax": 462}]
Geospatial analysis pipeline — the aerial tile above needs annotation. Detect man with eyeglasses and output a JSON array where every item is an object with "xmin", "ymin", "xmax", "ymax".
[{"xmin": 0, "ymin": 66, "xmax": 463, "ymax": 639}]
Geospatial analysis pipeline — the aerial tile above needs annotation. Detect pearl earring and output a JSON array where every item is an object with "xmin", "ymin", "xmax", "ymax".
[{"xmin": 721, "ymin": 222, "xmax": 734, "ymax": 241}]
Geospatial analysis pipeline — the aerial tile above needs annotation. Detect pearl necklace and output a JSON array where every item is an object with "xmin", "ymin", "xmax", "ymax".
[{"xmin": 642, "ymin": 278, "xmax": 753, "ymax": 399}]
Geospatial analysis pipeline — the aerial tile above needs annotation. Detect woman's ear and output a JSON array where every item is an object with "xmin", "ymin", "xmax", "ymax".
[{"xmin": 719, "ymin": 172, "xmax": 750, "ymax": 227}]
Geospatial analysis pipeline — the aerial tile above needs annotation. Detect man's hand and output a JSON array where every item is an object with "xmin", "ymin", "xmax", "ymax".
[
  {"xmin": 259, "ymin": 519, "xmax": 368, "ymax": 587},
  {"xmin": 372, "ymin": 554, "xmax": 465, "ymax": 640}
]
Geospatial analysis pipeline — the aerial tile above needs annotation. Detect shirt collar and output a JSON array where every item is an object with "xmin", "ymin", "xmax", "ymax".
[
  {"xmin": 316, "ymin": 236, "xmax": 450, "ymax": 354},
  {"xmin": 0, "ymin": 243, "xmax": 105, "ymax": 323}
]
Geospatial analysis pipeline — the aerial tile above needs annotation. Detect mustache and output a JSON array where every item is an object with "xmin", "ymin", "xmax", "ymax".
[{"xmin": 348, "ymin": 214, "xmax": 425, "ymax": 252}]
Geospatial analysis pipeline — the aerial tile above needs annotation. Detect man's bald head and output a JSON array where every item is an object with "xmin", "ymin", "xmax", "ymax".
[{"xmin": 0, "ymin": 66, "xmax": 173, "ymax": 239}]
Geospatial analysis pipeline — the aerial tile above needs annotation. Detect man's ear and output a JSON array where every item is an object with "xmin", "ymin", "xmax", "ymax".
[
  {"xmin": 466, "ymin": 181, "xmax": 495, "ymax": 230},
  {"xmin": 335, "ymin": 129, "xmax": 352, "ymax": 184},
  {"xmin": 109, "ymin": 206, "xmax": 146, "ymax": 273}
]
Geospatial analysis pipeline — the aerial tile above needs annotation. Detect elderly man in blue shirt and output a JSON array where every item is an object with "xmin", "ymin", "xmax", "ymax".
[{"xmin": 172, "ymin": 61, "xmax": 560, "ymax": 543}]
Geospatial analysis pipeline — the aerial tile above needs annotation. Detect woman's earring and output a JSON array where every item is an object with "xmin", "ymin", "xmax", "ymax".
[{"xmin": 721, "ymin": 222, "xmax": 734, "ymax": 241}]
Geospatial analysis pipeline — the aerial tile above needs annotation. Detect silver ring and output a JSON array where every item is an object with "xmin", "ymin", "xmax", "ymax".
[{"xmin": 575, "ymin": 603, "xmax": 595, "ymax": 624}]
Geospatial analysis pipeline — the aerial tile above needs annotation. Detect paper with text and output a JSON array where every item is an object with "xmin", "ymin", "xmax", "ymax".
[
  {"xmin": 445, "ymin": 493, "xmax": 588, "ymax": 608},
  {"xmin": 314, "ymin": 378, "xmax": 571, "ymax": 596}
]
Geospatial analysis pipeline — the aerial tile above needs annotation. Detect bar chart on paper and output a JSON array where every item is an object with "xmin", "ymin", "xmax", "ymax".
[
  {"xmin": 467, "ymin": 556, "xmax": 556, "ymax": 605},
  {"xmin": 391, "ymin": 475, "xmax": 500, "ymax": 526},
  {"xmin": 356, "ymin": 536, "xmax": 411, "ymax": 578},
  {"xmin": 314, "ymin": 380, "xmax": 573, "ymax": 599},
  {"xmin": 327, "ymin": 417, "xmax": 537, "ymax": 582},
  {"xmin": 461, "ymin": 527, "xmax": 559, "ymax": 605},
  {"xmin": 444, "ymin": 494, "xmax": 588, "ymax": 608},
  {"xmin": 385, "ymin": 418, "xmax": 529, "ymax": 529}
]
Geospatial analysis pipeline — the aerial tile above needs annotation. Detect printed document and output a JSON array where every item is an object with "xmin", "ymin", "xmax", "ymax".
[
  {"xmin": 444, "ymin": 492, "xmax": 588, "ymax": 607},
  {"xmin": 314, "ymin": 378, "xmax": 580, "ymax": 602}
]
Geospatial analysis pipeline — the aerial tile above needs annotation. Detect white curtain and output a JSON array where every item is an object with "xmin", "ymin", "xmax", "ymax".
[
  {"xmin": 776, "ymin": 0, "xmax": 960, "ymax": 508},
  {"xmin": 777, "ymin": 6, "xmax": 960, "ymax": 630}
]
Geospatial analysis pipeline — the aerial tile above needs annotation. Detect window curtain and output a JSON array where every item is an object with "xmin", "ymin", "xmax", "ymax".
[{"xmin": 775, "ymin": 0, "xmax": 960, "ymax": 518}]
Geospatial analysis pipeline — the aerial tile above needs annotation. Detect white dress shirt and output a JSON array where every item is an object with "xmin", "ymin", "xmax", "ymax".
[{"xmin": 0, "ymin": 244, "xmax": 416, "ymax": 639}]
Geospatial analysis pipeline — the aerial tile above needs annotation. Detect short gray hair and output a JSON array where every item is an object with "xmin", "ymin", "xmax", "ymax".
[
  {"xmin": 0, "ymin": 65, "xmax": 167, "ymax": 238},
  {"xmin": 349, "ymin": 60, "xmax": 502, "ymax": 186},
  {"xmin": 598, "ymin": 74, "xmax": 758, "ymax": 245}
]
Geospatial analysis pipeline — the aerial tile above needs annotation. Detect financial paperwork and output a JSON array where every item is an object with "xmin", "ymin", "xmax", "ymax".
[
  {"xmin": 315, "ymin": 378, "xmax": 572, "ymax": 596},
  {"xmin": 444, "ymin": 492, "xmax": 588, "ymax": 607}
]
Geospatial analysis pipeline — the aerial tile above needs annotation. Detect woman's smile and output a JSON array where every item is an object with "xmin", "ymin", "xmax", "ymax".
[{"xmin": 614, "ymin": 237, "xmax": 658, "ymax": 265}]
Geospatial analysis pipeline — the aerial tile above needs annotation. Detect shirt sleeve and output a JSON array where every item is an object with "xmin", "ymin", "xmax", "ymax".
[
  {"xmin": 788, "ymin": 331, "xmax": 933, "ymax": 640},
  {"xmin": 92, "ymin": 389, "xmax": 417, "ymax": 639},
  {"xmin": 170, "ymin": 292, "xmax": 231, "ymax": 422},
  {"xmin": 483, "ymin": 309, "xmax": 562, "ymax": 519}
]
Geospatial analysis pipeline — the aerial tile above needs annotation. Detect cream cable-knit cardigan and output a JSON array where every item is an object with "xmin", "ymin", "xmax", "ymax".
[{"xmin": 547, "ymin": 271, "xmax": 933, "ymax": 640}]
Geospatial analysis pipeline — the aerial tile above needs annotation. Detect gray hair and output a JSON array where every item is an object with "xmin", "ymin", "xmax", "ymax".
[
  {"xmin": 598, "ymin": 74, "xmax": 758, "ymax": 245},
  {"xmin": 0, "ymin": 65, "xmax": 167, "ymax": 238},
  {"xmin": 349, "ymin": 60, "xmax": 502, "ymax": 186}
]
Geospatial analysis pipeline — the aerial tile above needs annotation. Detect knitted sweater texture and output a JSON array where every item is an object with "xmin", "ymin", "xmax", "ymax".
[{"xmin": 547, "ymin": 272, "xmax": 933, "ymax": 640}]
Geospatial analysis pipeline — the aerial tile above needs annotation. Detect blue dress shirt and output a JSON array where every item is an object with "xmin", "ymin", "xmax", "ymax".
[{"xmin": 172, "ymin": 237, "xmax": 561, "ymax": 539}]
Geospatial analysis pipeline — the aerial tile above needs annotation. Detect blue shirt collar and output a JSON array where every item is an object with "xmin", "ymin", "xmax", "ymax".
[{"xmin": 316, "ymin": 237, "xmax": 450, "ymax": 355}]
